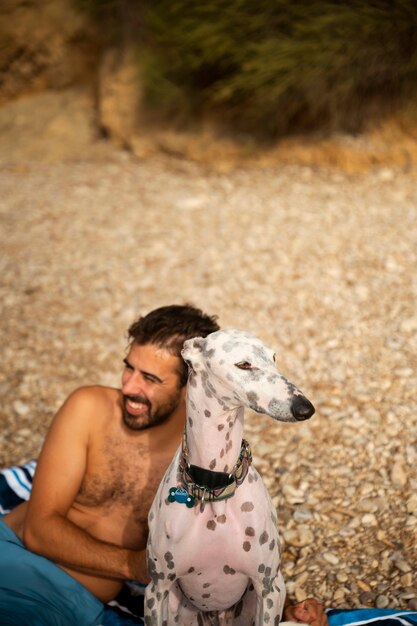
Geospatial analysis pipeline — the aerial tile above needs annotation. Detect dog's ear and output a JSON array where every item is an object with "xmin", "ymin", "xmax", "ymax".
[{"xmin": 181, "ymin": 336, "xmax": 205, "ymax": 368}]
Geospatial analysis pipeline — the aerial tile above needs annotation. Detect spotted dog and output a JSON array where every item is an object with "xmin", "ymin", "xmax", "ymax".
[{"xmin": 145, "ymin": 329, "xmax": 315, "ymax": 625}]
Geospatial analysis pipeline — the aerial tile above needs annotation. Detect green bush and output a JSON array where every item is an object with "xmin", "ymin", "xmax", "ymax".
[{"xmin": 74, "ymin": 0, "xmax": 417, "ymax": 137}]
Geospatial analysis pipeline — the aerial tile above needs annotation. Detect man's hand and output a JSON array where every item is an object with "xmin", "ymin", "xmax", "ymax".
[{"xmin": 284, "ymin": 598, "xmax": 328, "ymax": 626}]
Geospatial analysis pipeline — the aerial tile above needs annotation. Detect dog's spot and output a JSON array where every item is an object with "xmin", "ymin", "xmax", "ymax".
[
  {"xmin": 167, "ymin": 573, "xmax": 176, "ymax": 581},
  {"xmin": 226, "ymin": 440, "xmax": 232, "ymax": 452},
  {"xmin": 275, "ymin": 617, "xmax": 280, "ymax": 626},
  {"xmin": 264, "ymin": 611, "xmax": 271, "ymax": 623},
  {"xmin": 217, "ymin": 424, "xmax": 224, "ymax": 431},
  {"xmin": 259, "ymin": 531, "xmax": 269, "ymax": 545},
  {"xmin": 188, "ymin": 567, "xmax": 195, "ymax": 573},
  {"xmin": 226, "ymin": 432, "xmax": 230, "ymax": 441},
  {"xmin": 269, "ymin": 539, "xmax": 275, "ymax": 551},
  {"xmin": 258, "ymin": 564, "xmax": 265, "ymax": 573},
  {"xmin": 267, "ymin": 598, "xmax": 274, "ymax": 609},
  {"xmin": 164, "ymin": 551, "xmax": 174, "ymax": 562},
  {"xmin": 220, "ymin": 448, "xmax": 225, "ymax": 458},
  {"xmin": 217, "ymin": 514, "xmax": 227, "ymax": 524},
  {"xmin": 203, "ymin": 582, "xmax": 211, "ymax": 588},
  {"xmin": 207, "ymin": 520, "xmax": 216, "ymax": 531},
  {"xmin": 223, "ymin": 565, "xmax": 236, "ymax": 575},
  {"xmin": 209, "ymin": 458, "xmax": 216, "ymax": 469},
  {"xmin": 243, "ymin": 541, "xmax": 251, "ymax": 552},
  {"xmin": 224, "ymin": 465, "xmax": 229, "ymax": 473},
  {"xmin": 265, "ymin": 566, "xmax": 272, "ymax": 577},
  {"xmin": 241, "ymin": 501, "xmax": 254, "ymax": 512},
  {"xmin": 149, "ymin": 511, "xmax": 154, "ymax": 522},
  {"xmin": 188, "ymin": 417, "xmax": 193, "ymax": 428},
  {"xmin": 202, "ymin": 593, "xmax": 211, "ymax": 599},
  {"xmin": 146, "ymin": 598, "xmax": 155, "ymax": 609},
  {"xmin": 245, "ymin": 526, "xmax": 255, "ymax": 536},
  {"xmin": 167, "ymin": 561, "xmax": 175, "ymax": 570},
  {"xmin": 204, "ymin": 409, "xmax": 211, "ymax": 417},
  {"xmin": 248, "ymin": 474, "xmax": 254, "ymax": 483}
]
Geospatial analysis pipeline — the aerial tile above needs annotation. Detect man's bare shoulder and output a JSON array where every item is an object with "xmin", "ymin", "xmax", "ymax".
[
  {"xmin": 65, "ymin": 385, "xmax": 120, "ymax": 404},
  {"xmin": 59, "ymin": 385, "xmax": 122, "ymax": 422}
]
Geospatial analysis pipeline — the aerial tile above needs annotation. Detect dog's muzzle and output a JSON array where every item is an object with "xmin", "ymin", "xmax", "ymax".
[{"xmin": 291, "ymin": 396, "xmax": 315, "ymax": 420}]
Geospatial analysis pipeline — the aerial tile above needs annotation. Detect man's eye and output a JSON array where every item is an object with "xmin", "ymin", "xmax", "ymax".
[
  {"xmin": 235, "ymin": 361, "xmax": 253, "ymax": 370},
  {"xmin": 123, "ymin": 360, "xmax": 133, "ymax": 370}
]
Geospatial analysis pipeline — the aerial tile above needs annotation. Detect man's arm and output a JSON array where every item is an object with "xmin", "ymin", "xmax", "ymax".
[{"xmin": 23, "ymin": 387, "xmax": 148, "ymax": 582}]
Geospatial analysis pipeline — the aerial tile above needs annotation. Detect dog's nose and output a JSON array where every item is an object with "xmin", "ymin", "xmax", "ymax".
[{"xmin": 291, "ymin": 396, "xmax": 315, "ymax": 420}]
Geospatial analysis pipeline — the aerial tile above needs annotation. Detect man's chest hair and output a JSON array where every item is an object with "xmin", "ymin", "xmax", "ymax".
[{"xmin": 77, "ymin": 437, "xmax": 165, "ymax": 513}]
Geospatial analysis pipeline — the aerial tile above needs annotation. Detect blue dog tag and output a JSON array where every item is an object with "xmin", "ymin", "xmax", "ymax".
[{"xmin": 168, "ymin": 487, "xmax": 195, "ymax": 508}]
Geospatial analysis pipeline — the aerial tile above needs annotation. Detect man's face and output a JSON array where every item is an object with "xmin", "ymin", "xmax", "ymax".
[{"xmin": 121, "ymin": 342, "xmax": 185, "ymax": 431}]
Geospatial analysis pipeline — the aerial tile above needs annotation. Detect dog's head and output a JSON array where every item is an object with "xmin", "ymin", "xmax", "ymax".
[{"xmin": 182, "ymin": 329, "xmax": 314, "ymax": 422}]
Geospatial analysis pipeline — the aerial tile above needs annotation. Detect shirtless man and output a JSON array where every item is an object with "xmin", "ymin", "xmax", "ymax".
[{"xmin": 0, "ymin": 304, "xmax": 220, "ymax": 625}]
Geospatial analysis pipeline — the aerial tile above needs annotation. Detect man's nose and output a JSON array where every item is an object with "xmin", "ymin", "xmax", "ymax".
[{"xmin": 122, "ymin": 373, "xmax": 143, "ymax": 395}]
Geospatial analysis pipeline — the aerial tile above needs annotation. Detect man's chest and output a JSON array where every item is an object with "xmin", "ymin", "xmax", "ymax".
[{"xmin": 77, "ymin": 437, "xmax": 169, "ymax": 519}]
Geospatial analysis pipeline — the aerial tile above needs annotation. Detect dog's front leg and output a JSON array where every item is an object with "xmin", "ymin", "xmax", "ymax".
[
  {"xmin": 144, "ymin": 581, "xmax": 169, "ymax": 626},
  {"xmin": 254, "ymin": 569, "xmax": 286, "ymax": 626}
]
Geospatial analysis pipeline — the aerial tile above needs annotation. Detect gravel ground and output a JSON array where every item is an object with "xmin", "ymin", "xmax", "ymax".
[{"xmin": 1, "ymin": 146, "xmax": 416, "ymax": 610}]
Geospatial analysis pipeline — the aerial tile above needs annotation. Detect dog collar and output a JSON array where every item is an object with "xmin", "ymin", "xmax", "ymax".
[{"xmin": 177, "ymin": 435, "xmax": 252, "ymax": 511}]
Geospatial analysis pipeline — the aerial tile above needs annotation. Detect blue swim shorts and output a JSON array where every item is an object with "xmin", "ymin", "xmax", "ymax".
[{"xmin": 0, "ymin": 518, "xmax": 105, "ymax": 626}]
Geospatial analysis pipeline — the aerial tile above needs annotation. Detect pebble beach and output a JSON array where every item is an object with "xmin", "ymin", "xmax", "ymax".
[{"xmin": 1, "ymin": 147, "xmax": 416, "ymax": 610}]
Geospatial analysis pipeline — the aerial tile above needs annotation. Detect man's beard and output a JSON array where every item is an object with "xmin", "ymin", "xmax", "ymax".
[{"xmin": 122, "ymin": 391, "xmax": 182, "ymax": 431}]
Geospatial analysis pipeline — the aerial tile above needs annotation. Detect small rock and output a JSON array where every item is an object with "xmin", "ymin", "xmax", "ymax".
[
  {"xmin": 295, "ymin": 571, "xmax": 309, "ymax": 586},
  {"xmin": 333, "ymin": 588, "xmax": 346, "ymax": 601},
  {"xmin": 399, "ymin": 592, "xmax": 417, "ymax": 600},
  {"xmin": 358, "ymin": 498, "xmax": 378, "ymax": 513},
  {"xmin": 336, "ymin": 572, "xmax": 348, "ymax": 583},
  {"xmin": 13, "ymin": 400, "xmax": 30, "ymax": 416},
  {"xmin": 406, "ymin": 495, "xmax": 417, "ymax": 516},
  {"xmin": 390, "ymin": 462, "xmax": 408, "ymax": 487},
  {"xmin": 293, "ymin": 508, "xmax": 313, "ymax": 522},
  {"xmin": 359, "ymin": 592, "xmax": 376, "ymax": 605},
  {"xmin": 376, "ymin": 595, "xmax": 390, "ymax": 609},
  {"xmin": 323, "ymin": 552, "xmax": 339, "ymax": 565},
  {"xmin": 394, "ymin": 559, "xmax": 412, "ymax": 574},
  {"xmin": 400, "ymin": 317, "xmax": 417, "ymax": 333},
  {"xmin": 283, "ymin": 527, "xmax": 314, "ymax": 548},
  {"xmin": 400, "ymin": 573, "xmax": 413, "ymax": 587},
  {"xmin": 361, "ymin": 513, "xmax": 378, "ymax": 526}
]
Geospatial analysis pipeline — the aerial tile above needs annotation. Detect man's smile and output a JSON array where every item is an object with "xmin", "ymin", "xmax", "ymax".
[{"xmin": 124, "ymin": 395, "xmax": 151, "ymax": 416}]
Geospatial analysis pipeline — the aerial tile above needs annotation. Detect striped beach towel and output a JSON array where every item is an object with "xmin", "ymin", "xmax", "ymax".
[{"xmin": 1, "ymin": 462, "xmax": 416, "ymax": 626}]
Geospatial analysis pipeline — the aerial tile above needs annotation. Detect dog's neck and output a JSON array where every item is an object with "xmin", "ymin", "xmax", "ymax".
[{"xmin": 185, "ymin": 373, "xmax": 245, "ymax": 474}]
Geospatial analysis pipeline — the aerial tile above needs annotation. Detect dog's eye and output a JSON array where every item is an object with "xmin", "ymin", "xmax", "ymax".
[{"xmin": 235, "ymin": 361, "xmax": 253, "ymax": 370}]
